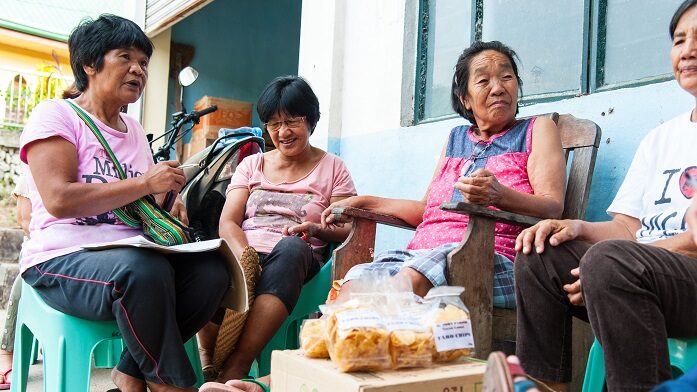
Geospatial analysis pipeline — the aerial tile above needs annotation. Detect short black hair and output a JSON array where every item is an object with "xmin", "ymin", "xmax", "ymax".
[
  {"xmin": 670, "ymin": 0, "xmax": 697, "ymax": 39},
  {"xmin": 256, "ymin": 75, "xmax": 320, "ymax": 134},
  {"xmin": 450, "ymin": 41, "xmax": 523, "ymax": 124},
  {"xmin": 68, "ymin": 14, "xmax": 153, "ymax": 92}
]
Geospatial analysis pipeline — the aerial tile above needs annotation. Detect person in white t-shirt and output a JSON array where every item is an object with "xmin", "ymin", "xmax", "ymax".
[{"xmin": 513, "ymin": 1, "xmax": 697, "ymax": 391}]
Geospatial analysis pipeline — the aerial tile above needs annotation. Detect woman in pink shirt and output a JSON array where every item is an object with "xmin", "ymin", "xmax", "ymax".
[
  {"xmin": 323, "ymin": 41, "xmax": 566, "ymax": 307},
  {"xmin": 199, "ymin": 76, "xmax": 357, "ymax": 382},
  {"xmin": 20, "ymin": 15, "xmax": 228, "ymax": 392}
]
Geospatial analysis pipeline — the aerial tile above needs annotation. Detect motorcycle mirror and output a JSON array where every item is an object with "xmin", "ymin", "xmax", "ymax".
[{"xmin": 178, "ymin": 66, "xmax": 199, "ymax": 87}]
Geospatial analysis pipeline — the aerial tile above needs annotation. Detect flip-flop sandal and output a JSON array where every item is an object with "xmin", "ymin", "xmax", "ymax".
[
  {"xmin": 483, "ymin": 352, "xmax": 537, "ymax": 392},
  {"xmin": 199, "ymin": 378, "xmax": 270, "ymax": 392},
  {"xmin": 240, "ymin": 378, "xmax": 270, "ymax": 392},
  {"xmin": 0, "ymin": 368, "xmax": 11, "ymax": 390}
]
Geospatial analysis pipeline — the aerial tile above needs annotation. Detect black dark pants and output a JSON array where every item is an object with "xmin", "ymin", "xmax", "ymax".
[
  {"xmin": 22, "ymin": 248, "xmax": 229, "ymax": 388},
  {"xmin": 255, "ymin": 235, "xmax": 322, "ymax": 314},
  {"xmin": 515, "ymin": 239, "xmax": 697, "ymax": 391}
]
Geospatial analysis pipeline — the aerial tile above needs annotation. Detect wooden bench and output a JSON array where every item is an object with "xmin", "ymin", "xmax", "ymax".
[{"xmin": 331, "ymin": 113, "xmax": 601, "ymax": 389}]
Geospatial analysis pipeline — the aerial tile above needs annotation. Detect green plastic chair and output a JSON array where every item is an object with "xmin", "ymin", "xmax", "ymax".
[
  {"xmin": 582, "ymin": 337, "xmax": 697, "ymax": 391},
  {"xmin": 250, "ymin": 257, "xmax": 333, "ymax": 377},
  {"xmin": 11, "ymin": 283, "xmax": 204, "ymax": 392}
]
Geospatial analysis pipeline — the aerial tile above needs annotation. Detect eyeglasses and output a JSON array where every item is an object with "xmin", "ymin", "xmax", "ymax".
[
  {"xmin": 263, "ymin": 116, "xmax": 306, "ymax": 133},
  {"xmin": 460, "ymin": 140, "xmax": 491, "ymax": 177}
]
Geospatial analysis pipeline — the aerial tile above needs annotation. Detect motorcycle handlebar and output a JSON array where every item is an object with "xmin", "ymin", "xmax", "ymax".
[
  {"xmin": 187, "ymin": 105, "xmax": 217, "ymax": 122},
  {"xmin": 152, "ymin": 105, "xmax": 218, "ymax": 162}
]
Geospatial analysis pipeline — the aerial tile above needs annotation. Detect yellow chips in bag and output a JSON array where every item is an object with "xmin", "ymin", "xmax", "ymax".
[
  {"xmin": 326, "ymin": 307, "xmax": 391, "ymax": 372},
  {"xmin": 389, "ymin": 329, "xmax": 434, "ymax": 368},
  {"xmin": 300, "ymin": 318, "xmax": 329, "ymax": 358},
  {"xmin": 424, "ymin": 287, "xmax": 475, "ymax": 363}
]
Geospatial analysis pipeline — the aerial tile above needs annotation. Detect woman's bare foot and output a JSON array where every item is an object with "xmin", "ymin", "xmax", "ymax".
[
  {"xmin": 198, "ymin": 321, "xmax": 220, "ymax": 382},
  {"xmin": 146, "ymin": 382, "xmax": 197, "ymax": 392},
  {"xmin": 199, "ymin": 376, "xmax": 270, "ymax": 392},
  {"xmin": 0, "ymin": 350, "xmax": 12, "ymax": 371},
  {"xmin": 216, "ymin": 366, "xmax": 249, "ymax": 384},
  {"xmin": 111, "ymin": 368, "xmax": 146, "ymax": 392},
  {"xmin": 0, "ymin": 350, "xmax": 11, "ymax": 388},
  {"xmin": 225, "ymin": 375, "xmax": 270, "ymax": 392}
]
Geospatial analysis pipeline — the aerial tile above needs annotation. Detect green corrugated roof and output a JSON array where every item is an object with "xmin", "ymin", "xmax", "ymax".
[{"xmin": 1, "ymin": 0, "xmax": 127, "ymax": 42}]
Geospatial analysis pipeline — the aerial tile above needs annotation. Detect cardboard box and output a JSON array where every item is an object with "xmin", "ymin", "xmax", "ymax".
[
  {"xmin": 185, "ymin": 96, "xmax": 253, "ymax": 160},
  {"xmin": 271, "ymin": 350, "xmax": 485, "ymax": 392}
]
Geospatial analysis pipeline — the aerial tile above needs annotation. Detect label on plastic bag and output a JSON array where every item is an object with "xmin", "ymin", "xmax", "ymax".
[
  {"xmin": 386, "ymin": 316, "xmax": 424, "ymax": 332},
  {"xmin": 335, "ymin": 309, "xmax": 384, "ymax": 330},
  {"xmin": 433, "ymin": 319, "xmax": 475, "ymax": 351}
]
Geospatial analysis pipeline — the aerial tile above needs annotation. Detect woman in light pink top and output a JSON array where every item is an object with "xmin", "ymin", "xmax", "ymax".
[
  {"xmin": 199, "ymin": 76, "xmax": 357, "ymax": 382},
  {"xmin": 20, "ymin": 15, "xmax": 228, "ymax": 392}
]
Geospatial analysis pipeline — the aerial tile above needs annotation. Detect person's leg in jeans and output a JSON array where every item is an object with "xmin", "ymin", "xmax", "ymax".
[
  {"xmin": 515, "ymin": 239, "xmax": 592, "ymax": 391},
  {"xmin": 218, "ymin": 236, "xmax": 320, "ymax": 381},
  {"xmin": 581, "ymin": 240, "xmax": 697, "ymax": 391},
  {"xmin": 22, "ymin": 248, "xmax": 228, "ymax": 390}
]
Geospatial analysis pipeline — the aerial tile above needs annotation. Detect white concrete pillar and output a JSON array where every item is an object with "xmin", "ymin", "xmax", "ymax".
[
  {"xmin": 142, "ymin": 28, "xmax": 172, "ymax": 150},
  {"xmin": 298, "ymin": 0, "xmax": 346, "ymax": 154},
  {"xmin": 123, "ymin": 0, "xmax": 147, "ymax": 122}
]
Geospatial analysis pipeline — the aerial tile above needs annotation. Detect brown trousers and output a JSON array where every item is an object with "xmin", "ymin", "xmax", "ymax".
[{"xmin": 515, "ymin": 239, "xmax": 697, "ymax": 391}]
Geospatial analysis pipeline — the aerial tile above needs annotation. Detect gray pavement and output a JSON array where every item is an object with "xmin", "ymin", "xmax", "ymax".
[{"xmin": 0, "ymin": 307, "xmax": 116, "ymax": 392}]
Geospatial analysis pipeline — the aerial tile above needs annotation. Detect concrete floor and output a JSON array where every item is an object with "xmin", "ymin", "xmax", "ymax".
[{"xmin": 1, "ymin": 307, "xmax": 117, "ymax": 392}]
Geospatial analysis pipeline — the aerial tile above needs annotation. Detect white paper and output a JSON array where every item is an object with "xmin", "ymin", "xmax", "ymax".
[
  {"xmin": 82, "ymin": 235, "xmax": 221, "ymax": 253},
  {"xmin": 386, "ymin": 316, "xmax": 425, "ymax": 332},
  {"xmin": 81, "ymin": 235, "xmax": 249, "ymax": 312},
  {"xmin": 433, "ymin": 319, "xmax": 475, "ymax": 352},
  {"xmin": 335, "ymin": 309, "xmax": 384, "ymax": 330}
]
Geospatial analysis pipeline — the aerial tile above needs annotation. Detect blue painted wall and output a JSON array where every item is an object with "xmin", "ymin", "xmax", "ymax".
[
  {"xmin": 331, "ymin": 80, "xmax": 694, "ymax": 253},
  {"xmin": 167, "ymin": 0, "xmax": 302, "ymax": 137}
]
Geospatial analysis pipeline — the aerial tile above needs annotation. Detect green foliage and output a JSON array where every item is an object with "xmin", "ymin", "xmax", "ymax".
[
  {"xmin": 4, "ymin": 75, "xmax": 34, "ymax": 125},
  {"xmin": 34, "ymin": 64, "xmax": 66, "ymax": 102},
  {"xmin": 3, "ymin": 64, "xmax": 66, "ymax": 125}
]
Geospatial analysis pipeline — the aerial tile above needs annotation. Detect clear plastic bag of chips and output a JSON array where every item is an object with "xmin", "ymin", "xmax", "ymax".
[
  {"xmin": 385, "ymin": 302, "xmax": 434, "ymax": 369},
  {"xmin": 423, "ymin": 286, "xmax": 475, "ymax": 362},
  {"xmin": 320, "ymin": 271, "xmax": 397, "ymax": 372},
  {"xmin": 321, "ymin": 300, "xmax": 391, "ymax": 372},
  {"xmin": 299, "ymin": 318, "xmax": 329, "ymax": 358}
]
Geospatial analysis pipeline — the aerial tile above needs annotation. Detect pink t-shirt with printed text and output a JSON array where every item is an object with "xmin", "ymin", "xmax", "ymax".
[
  {"xmin": 226, "ymin": 152, "xmax": 357, "ymax": 256},
  {"xmin": 19, "ymin": 99, "xmax": 153, "ymax": 273}
]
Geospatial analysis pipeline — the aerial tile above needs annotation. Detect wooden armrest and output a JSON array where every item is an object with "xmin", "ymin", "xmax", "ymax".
[
  {"xmin": 331, "ymin": 207, "xmax": 415, "ymax": 280},
  {"xmin": 440, "ymin": 202, "xmax": 541, "ymax": 227},
  {"xmin": 332, "ymin": 207, "xmax": 415, "ymax": 230}
]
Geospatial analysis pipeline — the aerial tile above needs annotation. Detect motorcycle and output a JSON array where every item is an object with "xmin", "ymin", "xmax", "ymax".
[{"xmin": 150, "ymin": 67, "xmax": 265, "ymax": 241}]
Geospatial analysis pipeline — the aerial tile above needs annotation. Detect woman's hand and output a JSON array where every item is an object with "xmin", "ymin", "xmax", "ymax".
[
  {"xmin": 169, "ymin": 195, "xmax": 189, "ymax": 225},
  {"xmin": 283, "ymin": 222, "xmax": 320, "ymax": 241},
  {"xmin": 515, "ymin": 219, "xmax": 583, "ymax": 255},
  {"xmin": 320, "ymin": 197, "xmax": 361, "ymax": 228},
  {"xmin": 563, "ymin": 267, "xmax": 584, "ymax": 306},
  {"xmin": 454, "ymin": 168, "xmax": 505, "ymax": 206},
  {"xmin": 141, "ymin": 160, "xmax": 185, "ymax": 195}
]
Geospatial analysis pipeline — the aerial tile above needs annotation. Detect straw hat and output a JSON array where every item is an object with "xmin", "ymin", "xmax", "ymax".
[{"xmin": 212, "ymin": 246, "xmax": 261, "ymax": 369}]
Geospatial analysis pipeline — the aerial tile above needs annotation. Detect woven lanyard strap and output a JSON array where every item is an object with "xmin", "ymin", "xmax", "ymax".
[{"xmin": 65, "ymin": 100, "xmax": 191, "ymax": 246}]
